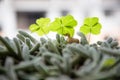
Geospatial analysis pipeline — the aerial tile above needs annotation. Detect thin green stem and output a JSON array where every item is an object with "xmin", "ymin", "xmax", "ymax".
[
  {"xmin": 40, "ymin": 27, "xmax": 49, "ymax": 39},
  {"xmin": 62, "ymin": 26, "xmax": 63, "ymax": 36},
  {"xmin": 88, "ymin": 29, "xmax": 91, "ymax": 43},
  {"xmin": 88, "ymin": 33, "xmax": 91, "ymax": 43},
  {"xmin": 60, "ymin": 19, "xmax": 64, "ymax": 36}
]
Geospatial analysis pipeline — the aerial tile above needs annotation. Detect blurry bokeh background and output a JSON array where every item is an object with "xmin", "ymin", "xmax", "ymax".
[{"xmin": 0, "ymin": 0, "xmax": 120, "ymax": 43}]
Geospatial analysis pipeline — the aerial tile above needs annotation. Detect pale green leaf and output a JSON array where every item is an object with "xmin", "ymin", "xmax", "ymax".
[
  {"xmin": 80, "ymin": 17, "xmax": 102, "ymax": 35},
  {"xmin": 61, "ymin": 15, "xmax": 77, "ymax": 27},
  {"xmin": 29, "ymin": 24, "xmax": 39, "ymax": 32},
  {"xmin": 49, "ymin": 18, "xmax": 61, "ymax": 31},
  {"xmin": 29, "ymin": 18, "xmax": 51, "ymax": 36},
  {"xmin": 80, "ymin": 25, "xmax": 90, "ymax": 35},
  {"xmin": 91, "ymin": 23, "xmax": 102, "ymax": 34},
  {"xmin": 84, "ymin": 17, "xmax": 98, "ymax": 27},
  {"xmin": 36, "ymin": 18, "xmax": 50, "ymax": 27},
  {"xmin": 36, "ymin": 28, "xmax": 49, "ymax": 36},
  {"xmin": 49, "ymin": 15, "xmax": 77, "ymax": 37},
  {"xmin": 57, "ymin": 27, "xmax": 74, "ymax": 37}
]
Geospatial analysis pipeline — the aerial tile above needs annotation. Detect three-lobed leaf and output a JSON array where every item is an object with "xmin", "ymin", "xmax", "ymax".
[
  {"xmin": 29, "ymin": 18, "xmax": 50, "ymax": 36},
  {"xmin": 49, "ymin": 15, "xmax": 77, "ymax": 37},
  {"xmin": 80, "ymin": 17, "xmax": 102, "ymax": 35},
  {"xmin": 29, "ymin": 15, "xmax": 102, "ymax": 37}
]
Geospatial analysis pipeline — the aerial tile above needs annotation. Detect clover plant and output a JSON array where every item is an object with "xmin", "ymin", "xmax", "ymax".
[
  {"xmin": 0, "ymin": 15, "xmax": 120, "ymax": 80},
  {"xmin": 80, "ymin": 17, "xmax": 102, "ymax": 42},
  {"xmin": 29, "ymin": 15, "xmax": 77, "ymax": 37},
  {"xmin": 29, "ymin": 18, "xmax": 50, "ymax": 36},
  {"xmin": 49, "ymin": 15, "xmax": 77, "ymax": 37},
  {"xmin": 29, "ymin": 15, "xmax": 102, "ymax": 43},
  {"xmin": 80, "ymin": 17, "xmax": 102, "ymax": 35}
]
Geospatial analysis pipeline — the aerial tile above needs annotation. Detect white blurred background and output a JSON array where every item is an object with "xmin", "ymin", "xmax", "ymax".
[{"xmin": 0, "ymin": 0, "xmax": 120, "ymax": 43}]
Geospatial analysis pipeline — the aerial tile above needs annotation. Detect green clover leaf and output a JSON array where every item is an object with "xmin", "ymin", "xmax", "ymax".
[
  {"xmin": 29, "ymin": 18, "xmax": 50, "ymax": 36},
  {"xmin": 80, "ymin": 17, "xmax": 102, "ymax": 35},
  {"xmin": 49, "ymin": 15, "xmax": 77, "ymax": 37}
]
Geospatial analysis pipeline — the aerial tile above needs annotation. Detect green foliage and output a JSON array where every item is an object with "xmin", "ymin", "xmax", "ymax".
[
  {"xmin": 29, "ymin": 15, "xmax": 77, "ymax": 37},
  {"xmin": 1, "ymin": 15, "xmax": 120, "ymax": 80},
  {"xmin": 80, "ymin": 17, "xmax": 102, "ymax": 35},
  {"xmin": 29, "ymin": 15, "xmax": 102, "ymax": 38},
  {"xmin": 29, "ymin": 18, "xmax": 50, "ymax": 36},
  {"xmin": 49, "ymin": 15, "xmax": 77, "ymax": 37}
]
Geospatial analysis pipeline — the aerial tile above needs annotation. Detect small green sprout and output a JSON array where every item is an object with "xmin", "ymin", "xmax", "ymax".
[
  {"xmin": 29, "ymin": 15, "xmax": 77, "ymax": 38},
  {"xmin": 29, "ymin": 18, "xmax": 50, "ymax": 36},
  {"xmin": 29, "ymin": 15, "xmax": 102, "ymax": 43},
  {"xmin": 49, "ymin": 15, "xmax": 77, "ymax": 37},
  {"xmin": 80, "ymin": 17, "xmax": 102, "ymax": 35},
  {"xmin": 80, "ymin": 17, "xmax": 102, "ymax": 42}
]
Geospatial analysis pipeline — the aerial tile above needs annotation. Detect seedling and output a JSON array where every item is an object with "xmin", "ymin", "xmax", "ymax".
[
  {"xmin": 29, "ymin": 15, "xmax": 102, "ymax": 43},
  {"xmin": 80, "ymin": 17, "xmax": 102, "ymax": 42},
  {"xmin": 29, "ymin": 15, "xmax": 79, "ymax": 43},
  {"xmin": 29, "ymin": 18, "xmax": 50, "ymax": 36},
  {"xmin": 49, "ymin": 15, "xmax": 79, "ymax": 43},
  {"xmin": 49, "ymin": 15, "xmax": 77, "ymax": 37}
]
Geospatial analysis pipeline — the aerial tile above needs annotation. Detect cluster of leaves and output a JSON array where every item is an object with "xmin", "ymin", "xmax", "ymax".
[
  {"xmin": 0, "ymin": 15, "xmax": 119, "ymax": 80},
  {"xmin": 0, "ymin": 31, "xmax": 120, "ymax": 80},
  {"xmin": 29, "ymin": 15, "xmax": 102, "ymax": 38},
  {"xmin": 29, "ymin": 15, "xmax": 77, "ymax": 37},
  {"xmin": 80, "ymin": 17, "xmax": 102, "ymax": 35}
]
